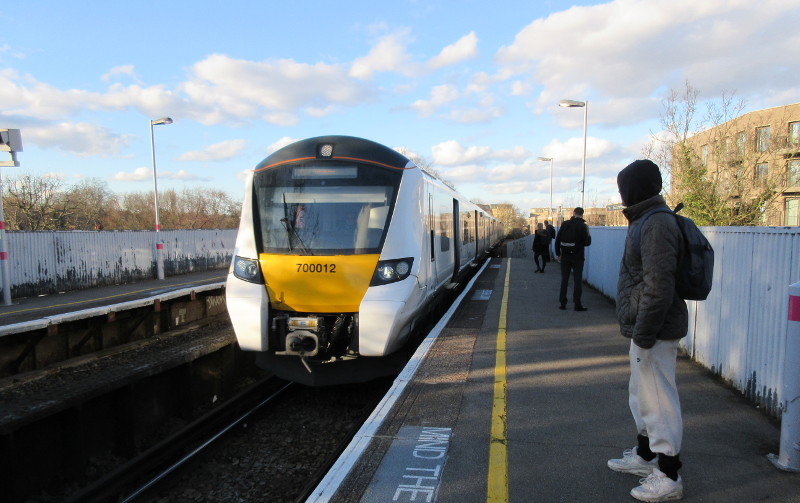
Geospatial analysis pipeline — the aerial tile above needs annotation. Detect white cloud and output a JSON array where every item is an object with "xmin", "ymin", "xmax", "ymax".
[
  {"xmin": 483, "ymin": 181, "xmax": 534, "ymax": 195},
  {"xmin": 112, "ymin": 167, "xmax": 208, "ymax": 182},
  {"xmin": 349, "ymin": 30, "xmax": 417, "ymax": 80},
  {"xmin": 25, "ymin": 122, "xmax": 131, "ymax": 156},
  {"xmin": 411, "ymin": 84, "xmax": 460, "ymax": 117},
  {"xmin": 439, "ymin": 164, "xmax": 490, "ymax": 183},
  {"xmin": 182, "ymin": 54, "xmax": 372, "ymax": 125},
  {"xmin": 178, "ymin": 139, "xmax": 246, "ymax": 162},
  {"xmin": 540, "ymin": 136, "xmax": 616, "ymax": 163},
  {"xmin": 101, "ymin": 65, "xmax": 140, "ymax": 83},
  {"xmin": 159, "ymin": 169, "xmax": 208, "ymax": 181},
  {"xmin": 113, "ymin": 167, "xmax": 151, "ymax": 181},
  {"xmin": 432, "ymin": 140, "xmax": 529, "ymax": 166},
  {"xmin": 267, "ymin": 136, "xmax": 298, "ymax": 154},
  {"xmin": 428, "ymin": 32, "xmax": 478, "ymax": 70},
  {"xmin": 497, "ymin": 0, "xmax": 799, "ymax": 124}
]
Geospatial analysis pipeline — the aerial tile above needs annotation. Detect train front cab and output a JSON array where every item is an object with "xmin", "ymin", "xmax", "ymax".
[{"xmin": 226, "ymin": 145, "xmax": 421, "ymax": 384}]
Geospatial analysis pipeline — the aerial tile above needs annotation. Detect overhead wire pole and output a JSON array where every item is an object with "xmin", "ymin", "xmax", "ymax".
[
  {"xmin": 537, "ymin": 157, "xmax": 554, "ymax": 223},
  {"xmin": 0, "ymin": 128, "xmax": 22, "ymax": 306},
  {"xmin": 149, "ymin": 117, "xmax": 173, "ymax": 280},
  {"xmin": 0, "ymin": 167, "xmax": 10, "ymax": 305},
  {"xmin": 559, "ymin": 99, "xmax": 588, "ymax": 208}
]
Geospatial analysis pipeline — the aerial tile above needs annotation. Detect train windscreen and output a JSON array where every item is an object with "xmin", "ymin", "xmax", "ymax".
[{"xmin": 254, "ymin": 163, "xmax": 402, "ymax": 255}]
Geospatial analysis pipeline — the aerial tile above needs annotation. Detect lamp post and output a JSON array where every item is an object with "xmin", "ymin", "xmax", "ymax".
[
  {"xmin": 537, "ymin": 157, "xmax": 554, "ymax": 223},
  {"xmin": 149, "ymin": 117, "xmax": 172, "ymax": 280},
  {"xmin": 559, "ymin": 99, "xmax": 587, "ymax": 208}
]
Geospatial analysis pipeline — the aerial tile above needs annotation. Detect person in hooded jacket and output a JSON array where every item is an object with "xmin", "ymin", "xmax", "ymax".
[{"xmin": 608, "ymin": 159, "xmax": 688, "ymax": 502}]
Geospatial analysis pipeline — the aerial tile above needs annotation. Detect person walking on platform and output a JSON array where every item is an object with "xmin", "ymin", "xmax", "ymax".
[
  {"xmin": 544, "ymin": 219, "xmax": 556, "ymax": 260},
  {"xmin": 531, "ymin": 222, "xmax": 551, "ymax": 273},
  {"xmin": 554, "ymin": 207, "xmax": 591, "ymax": 311},
  {"xmin": 608, "ymin": 159, "xmax": 688, "ymax": 502}
]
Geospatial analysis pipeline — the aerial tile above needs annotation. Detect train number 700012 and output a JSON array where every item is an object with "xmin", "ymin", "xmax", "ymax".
[{"xmin": 296, "ymin": 263, "xmax": 337, "ymax": 273}]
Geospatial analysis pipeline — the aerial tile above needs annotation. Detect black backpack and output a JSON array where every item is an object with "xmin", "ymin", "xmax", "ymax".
[
  {"xmin": 557, "ymin": 220, "xmax": 580, "ymax": 254},
  {"xmin": 633, "ymin": 204, "xmax": 714, "ymax": 301}
]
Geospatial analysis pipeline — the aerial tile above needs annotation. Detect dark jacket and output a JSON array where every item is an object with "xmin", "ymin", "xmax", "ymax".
[
  {"xmin": 532, "ymin": 229, "xmax": 551, "ymax": 258},
  {"xmin": 546, "ymin": 223, "xmax": 555, "ymax": 240},
  {"xmin": 555, "ymin": 216, "xmax": 591, "ymax": 260},
  {"xmin": 615, "ymin": 195, "xmax": 688, "ymax": 348}
]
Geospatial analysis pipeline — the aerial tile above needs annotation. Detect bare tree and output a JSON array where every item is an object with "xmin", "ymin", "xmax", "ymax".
[
  {"xmin": 3, "ymin": 173, "xmax": 67, "ymax": 230},
  {"xmin": 395, "ymin": 147, "xmax": 456, "ymax": 190},
  {"xmin": 644, "ymin": 81, "xmax": 784, "ymax": 226},
  {"xmin": 64, "ymin": 178, "xmax": 119, "ymax": 230}
]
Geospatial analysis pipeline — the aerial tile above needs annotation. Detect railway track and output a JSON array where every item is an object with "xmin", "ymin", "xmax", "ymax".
[{"xmin": 64, "ymin": 376, "xmax": 293, "ymax": 503}]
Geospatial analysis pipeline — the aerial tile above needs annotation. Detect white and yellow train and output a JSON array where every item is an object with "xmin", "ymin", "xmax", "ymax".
[{"xmin": 226, "ymin": 135, "xmax": 502, "ymax": 385}]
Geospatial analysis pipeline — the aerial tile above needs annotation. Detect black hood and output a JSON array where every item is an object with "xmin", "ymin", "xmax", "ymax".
[{"xmin": 617, "ymin": 159, "xmax": 662, "ymax": 207}]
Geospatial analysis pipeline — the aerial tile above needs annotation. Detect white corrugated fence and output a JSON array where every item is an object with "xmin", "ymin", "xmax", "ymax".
[
  {"xmin": 508, "ymin": 226, "xmax": 800, "ymax": 417},
  {"xmin": 2, "ymin": 229, "xmax": 236, "ymax": 298}
]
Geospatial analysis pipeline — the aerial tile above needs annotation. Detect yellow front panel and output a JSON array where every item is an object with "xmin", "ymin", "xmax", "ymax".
[{"xmin": 259, "ymin": 254, "xmax": 380, "ymax": 312}]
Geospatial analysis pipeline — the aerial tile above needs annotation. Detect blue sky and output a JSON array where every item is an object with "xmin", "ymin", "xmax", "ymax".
[{"xmin": 1, "ymin": 0, "xmax": 798, "ymax": 213}]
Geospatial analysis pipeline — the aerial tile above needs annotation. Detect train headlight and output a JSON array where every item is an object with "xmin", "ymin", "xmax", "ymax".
[
  {"xmin": 233, "ymin": 256, "xmax": 264, "ymax": 284},
  {"xmin": 370, "ymin": 258, "xmax": 414, "ymax": 286}
]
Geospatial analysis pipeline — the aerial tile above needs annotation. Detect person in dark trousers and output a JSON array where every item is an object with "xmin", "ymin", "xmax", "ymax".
[
  {"xmin": 544, "ymin": 219, "xmax": 556, "ymax": 259},
  {"xmin": 531, "ymin": 222, "xmax": 551, "ymax": 273},
  {"xmin": 607, "ymin": 159, "xmax": 687, "ymax": 502},
  {"xmin": 554, "ymin": 207, "xmax": 591, "ymax": 311}
]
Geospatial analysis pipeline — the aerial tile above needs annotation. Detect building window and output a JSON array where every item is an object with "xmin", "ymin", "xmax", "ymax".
[
  {"xmin": 789, "ymin": 122, "xmax": 800, "ymax": 147},
  {"xmin": 789, "ymin": 159, "xmax": 800, "ymax": 186},
  {"xmin": 701, "ymin": 144, "xmax": 708, "ymax": 166},
  {"xmin": 756, "ymin": 126, "xmax": 770, "ymax": 152},
  {"xmin": 736, "ymin": 131, "xmax": 746, "ymax": 156},
  {"xmin": 786, "ymin": 198, "xmax": 799, "ymax": 226},
  {"xmin": 756, "ymin": 162, "xmax": 769, "ymax": 181}
]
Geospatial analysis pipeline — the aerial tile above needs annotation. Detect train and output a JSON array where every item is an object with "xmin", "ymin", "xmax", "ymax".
[{"xmin": 225, "ymin": 135, "xmax": 503, "ymax": 385}]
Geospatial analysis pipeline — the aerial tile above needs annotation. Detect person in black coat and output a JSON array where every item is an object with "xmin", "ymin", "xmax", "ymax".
[
  {"xmin": 544, "ymin": 219, "xmax": 556, "ymax": 259},
  {"xmin": 554, "ymin": 207, "xmax": 592, "ymax": 311},
  {"xmin": 531, "ymin": 223, "xmax": 551, "ymax": 273}
]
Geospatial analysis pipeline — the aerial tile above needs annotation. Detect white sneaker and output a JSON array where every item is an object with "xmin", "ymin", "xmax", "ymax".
[
  {"xmin": 607, "ymin": 447, "xmax": 657, "ymax": 476},
  {"xmin": 630, "ymin": 468, "xmax": 684, "ymax": 502}
]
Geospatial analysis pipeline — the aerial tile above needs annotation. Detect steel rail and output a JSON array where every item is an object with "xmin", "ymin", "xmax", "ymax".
[{"xmin": 65, "ymin": 377, "xmax": 292, "ymax": 503}]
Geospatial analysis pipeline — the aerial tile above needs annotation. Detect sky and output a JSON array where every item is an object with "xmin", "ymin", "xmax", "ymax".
[{"xmin": 1, "ymin": 0, "xmax": 799, "ymax": 214}]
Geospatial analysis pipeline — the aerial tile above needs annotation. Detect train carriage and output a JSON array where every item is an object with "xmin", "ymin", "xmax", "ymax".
[{"xmin": 226, "ymin": 136, "xmax": 502, "ymax": 385}]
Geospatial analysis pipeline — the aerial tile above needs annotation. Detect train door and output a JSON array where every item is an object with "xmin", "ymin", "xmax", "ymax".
[
  {"xmin": 452, "ymin": 199, "xmax": 460, "ymax": 279},
  {"xmin": 475, "ymin": 210, "xmax": 480, "ymax": 259},
  {"xmin": 428, "ymin": 190, "xmax": 437, "ymax": 290}
]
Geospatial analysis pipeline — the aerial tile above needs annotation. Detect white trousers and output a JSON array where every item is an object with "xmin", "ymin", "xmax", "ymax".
[{"xmin": 628, "ymin": 339, "xmax": 683, "ymax": 456}]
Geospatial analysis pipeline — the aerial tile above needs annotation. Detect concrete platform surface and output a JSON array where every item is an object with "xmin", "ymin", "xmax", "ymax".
[
  {"xmin": 314, "ymin": 257, "xmax": 800, "ymax": 502},
  {"xmin": 0, "ymin": 269, "xmax": 226, "ymax": 328}
]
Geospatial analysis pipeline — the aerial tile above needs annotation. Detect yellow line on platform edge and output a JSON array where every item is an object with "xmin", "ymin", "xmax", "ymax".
[{"xmin": 487, "ymin": 259, "xmax": 510, "ymax": 502}]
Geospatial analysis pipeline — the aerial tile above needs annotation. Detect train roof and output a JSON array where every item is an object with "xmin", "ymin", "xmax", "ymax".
[{"xmin": 254, "ymin": 135, "xmax": 415, "ymax": 172}]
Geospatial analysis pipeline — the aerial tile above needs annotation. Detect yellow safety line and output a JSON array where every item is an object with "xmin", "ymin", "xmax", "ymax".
[
  {"xmin": 0, "ymin": 275, "xmax": 227, "ymax": 317},
  {"xmin": 487, "ymin": 259, "xmax": 510, "ymax": 502}
]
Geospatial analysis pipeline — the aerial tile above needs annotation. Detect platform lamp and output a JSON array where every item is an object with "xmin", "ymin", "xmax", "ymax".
[
  {"xmin": 149, "ymin": 117, "xmax": 173, "ymax": 280},
  {"xmin": 559, "ymin": 99, "xmax": 587, "ymax": 208},
  {"xmin": 0, "ymin": 128, "xmax": 22, "ymax": 306},
  {"xmin": 537, "ymin": 157, "xmax": 554, "ymax": 223}
]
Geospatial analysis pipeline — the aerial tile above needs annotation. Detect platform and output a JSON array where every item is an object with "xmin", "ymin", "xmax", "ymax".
[
  {"xmin": 310, "ymin": 257, "xmax": 800, "ymax": 502},
  {"xmin": 0, "ymin": 269, "xmax": 227, "ymax": 330}
]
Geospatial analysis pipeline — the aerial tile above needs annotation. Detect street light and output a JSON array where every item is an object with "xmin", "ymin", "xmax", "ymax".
[
  {"xmin": 537, "ymin": 157, "xmax": 554, "ymax": 223},
  {"xmin": 149, "ymin": 117, "xmax": 173, "ymax": 280},
  {"xmin": 559, "ymin": 99, "xmax": 588, "ymax": 208}
]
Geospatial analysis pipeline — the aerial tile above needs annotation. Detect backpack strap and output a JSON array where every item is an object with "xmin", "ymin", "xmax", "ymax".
[{"xmin": 632, "ymin": 207, "xmax": 675, "ymax": 252}]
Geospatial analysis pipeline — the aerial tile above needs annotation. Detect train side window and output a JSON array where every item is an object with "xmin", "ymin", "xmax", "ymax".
[{"xmin": 440, "ymin": 211, "xmax": 450, "ymax": 252}]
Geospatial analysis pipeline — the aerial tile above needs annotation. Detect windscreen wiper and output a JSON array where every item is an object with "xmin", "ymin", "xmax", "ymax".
[{"xmin": 281, "ymin": 193, "xmax": 312, "ymax": 255}]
